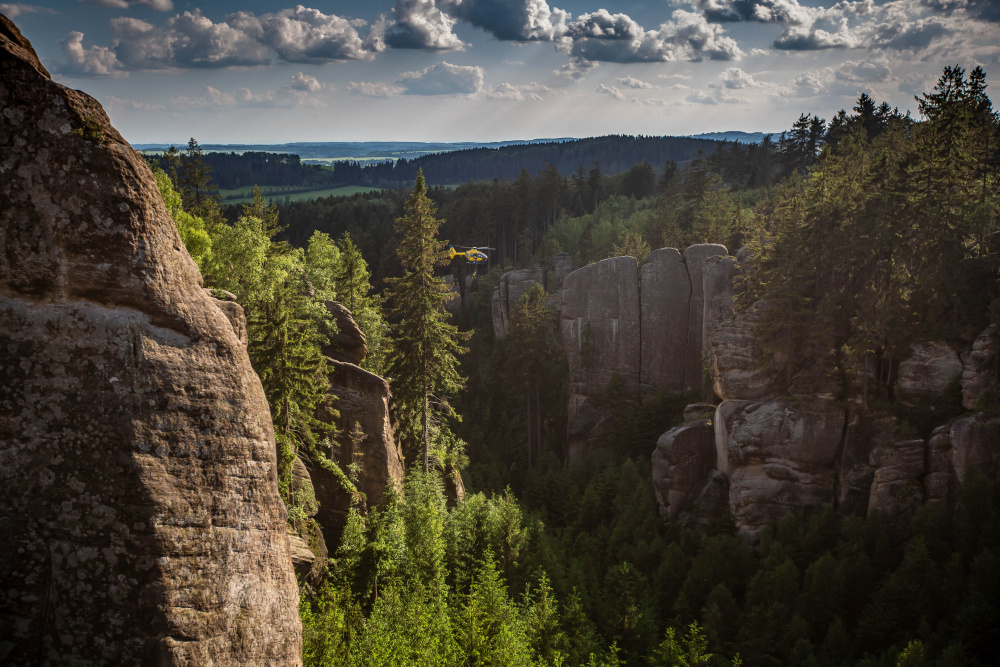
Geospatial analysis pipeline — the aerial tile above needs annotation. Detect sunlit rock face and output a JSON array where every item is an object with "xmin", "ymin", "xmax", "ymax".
[{"xmin": 0, "ymin": 15, "xmax": 301, "ymax": 665}]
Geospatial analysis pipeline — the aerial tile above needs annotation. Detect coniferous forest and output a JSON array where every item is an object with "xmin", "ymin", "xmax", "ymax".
[{"xmin": 156, "ymin": 66, "xmax": 1000, "ymax": 667}]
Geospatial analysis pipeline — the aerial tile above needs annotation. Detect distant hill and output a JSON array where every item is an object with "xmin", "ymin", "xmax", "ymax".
[
  {"xmin": 147, "ymin": 135, "xmax": 725, "ymax": 194},
  {"xmin": 687, "ymin": 131, "xmax": 770, "ymax": 144}
]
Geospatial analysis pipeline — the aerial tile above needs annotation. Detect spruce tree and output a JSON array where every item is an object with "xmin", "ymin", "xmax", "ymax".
[{"xmin": 384, "ymin": 171, "xmax": 470, "ymax": 472}]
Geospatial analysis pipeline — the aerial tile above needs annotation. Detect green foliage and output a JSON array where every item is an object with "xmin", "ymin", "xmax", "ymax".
[
  {"xmin": 384, "ymin": 171, "xmax": 472, "ymax": 471},
  {"xmin": 153, "ymin": 165, "xmax": 212, "ymax": 271}
]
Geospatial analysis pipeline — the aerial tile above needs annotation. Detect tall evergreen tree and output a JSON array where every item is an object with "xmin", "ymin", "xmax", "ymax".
[{"xmin": 385, "ymin": 171, "xmax": 471, "ymax": 472}]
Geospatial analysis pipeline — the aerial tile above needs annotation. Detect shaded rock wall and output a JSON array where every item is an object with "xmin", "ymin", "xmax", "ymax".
[
  {"xmin": 0, "ymin": 15, "xmax": 300, "ymax": 665},
  {"xmin": 556, "ymin": 245, "xmax": 730, "ymax": 457}
]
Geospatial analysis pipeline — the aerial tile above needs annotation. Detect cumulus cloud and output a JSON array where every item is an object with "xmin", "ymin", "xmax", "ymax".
[
  {"xmin": 749, "ymin": 47, "xmax": 771, "ymax": 56},
  {"xmin": 793, "ymin": 70, "xmax": 831, "ymax": 95},
  {"xmin": 562, "ymin": 9, "xmax": 743, "ymax": 63},
  {"xmin": 438, "ymin": 0, "xmax": 569, "ymax": 41},
  {"xmin": 596, "ymin": 83, "xmax": 625, "ymax": 100},
  {"xmin": 58, "ymin": 31, "xmax": 126, "ymax": 78},
  {"xmin": 643, "ymin": 98, "xmax": 668, "ymax": 106},
  {"xmin": 717, "ymin": 67, "xmax": 760, "ymax": 88},
  {"xmin": 0, "ymin": 2, "xmax": 57, "ymax": 17},
  {"xmin": 385, "ymin": 0, "xmax": 465, "ymax": 50},
  {"xmin": 82, "ymin": 7, "xmax": 383, "ymax": 72},
  {"xmin": 255, "ymin": 6, "xmax": 379, "ymax": 62},
  {"xmin": 687, "ymin": 0, "xmax": 815, "ymax": 25},
  {"xmin": 687, "ymin": 86, "xmax": 749, "ymax": 104},
  {"xmin": 835, "ymin": 57, "xmax": 893, "ymax": 83},
  {"xmin": 289, "ymin": 72, "xmax": 322, "ymax": 92},
  {"xmin": 687, "ymin": 89, "xmax": 718, "ymax": 104},
  {"xmin": 347, "ymin": 80, "xmax": 405, "ymax": 97},
  {"xmin": 88, "ymin": 0, "xmax": 173, "ymax": 10},
  {"xmin": 104, "ymin": 96, "xmax": 166, "ymax": 111},
  {"xmin": 617, "ymin": 75, "xmax": 654, "ymax": 89},
  {"xmin": 396, "ymin": 61, "xmax": 484, "ymax": 94},
  {"xmin": 171, "ymin": 85, "xmax": 238, "ymax": 108},
  {"xmin": 487, "ymin": 81, "xmax": 550, "ymax": 100}
]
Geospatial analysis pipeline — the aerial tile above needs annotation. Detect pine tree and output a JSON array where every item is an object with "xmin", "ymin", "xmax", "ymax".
[{"xmin": 385, "ymin": 171, "xmax": 471, "ymax": 472}]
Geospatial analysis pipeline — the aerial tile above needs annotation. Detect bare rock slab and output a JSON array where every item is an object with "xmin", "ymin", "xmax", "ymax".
[{"xmin": 0, "ymin": 16, "xmax": 300, "ymax": 665}]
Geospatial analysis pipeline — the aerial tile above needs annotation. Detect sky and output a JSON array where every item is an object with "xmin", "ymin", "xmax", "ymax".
[{"xmin": 3, "ymin": 0, "xmax": 999, "ymax": 143}]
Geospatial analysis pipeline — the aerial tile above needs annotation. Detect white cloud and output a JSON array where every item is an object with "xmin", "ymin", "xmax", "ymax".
[
  {"xmin": 105, "ymin": 95, "xmax": 166, "ymax": 111},
  {"xmin": 617, "ymin": 75, "xmax": 654, "ymax": 89},
  {"xmin": 396, "ymin": 61, "xmax": 484, "ymax": 95},
  {"xmin": 88, "ymin": 0, "xmax": 173, "ymax": 10},
  {"xmin": 562, "ymin": 9, "xmax": 743, "ymax": 64},
  {"xmin": 717, "ymin": 67, "xmax": 760, "ymax": 88},
  {"xmin": 596, "ymin": 83, "xmax": 625, "ymax": 100},
  {"xmin": 438, "ymin": 0, "xmax": 569, "ymax": 41},
  {"xmin": 289, "ymin": 72, "xmax": 322, "ymax": 92},
  {"xmin": 171, "ymin": 85, "xmax": 238, "ymax": 108},
  {"xmin": 347, "ymin": 81, "xmax": 405, "ymax": 97},
  {"xmin": 57, "ymin": 31, "xmax": 126, "ymax": 78},
  {"xmin": 643, "ymin": 98, "xmax": 668, "ymax": 106},
  {"xmin": 385, "ymin": 0, "xmax": 465, "ymax": 50},
  {"xmin": 111, "ymin": 13, "xmax": 271, "ymax": 69},
  {"xmin": 0, "ymin": 2, "xmax": 56, "ymax": 17},
  {"xmin": 487, "ymin": 81, "xmax": 551, "ymax": 100},
  {"xmin": 256, "ymin": 6, "xmax": 380, "ymax": 62},
  {"xmin": 835, "ymin": 57, "xmax": 893, "ymax": 83},
  {"xmin": 750, "ymin": 47, "xmax": 771, "ymax": 56}
]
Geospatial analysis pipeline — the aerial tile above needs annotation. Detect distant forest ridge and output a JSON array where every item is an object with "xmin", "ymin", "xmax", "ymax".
[{"xmin": 147, "ymin": 134, "xmax": 738, "ymax": 192}]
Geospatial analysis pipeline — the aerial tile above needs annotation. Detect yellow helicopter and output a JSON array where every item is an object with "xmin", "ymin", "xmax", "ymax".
[{"xmin": 448, "ymin": 245, "xmax": 493, "ymax": 264}]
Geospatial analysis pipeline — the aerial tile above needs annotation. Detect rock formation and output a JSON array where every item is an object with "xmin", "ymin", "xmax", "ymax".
[
  {"xmin": 0, "ymin": 15, "xmax": 301, "ymax": 664},
  {"xmin": 322, "ymin": 299, "xmax": 367, "ymax": 364},
  {"xmin": 645, "ymin": 242, "xmax": 1000, "ymax": 542},
  {"xmin": 553, "ymin": 245, "xmax": 731, "ymax": 457},
  {"xmin": 491, "ymin": 252, "xmax": 576, "ymax": 337}
]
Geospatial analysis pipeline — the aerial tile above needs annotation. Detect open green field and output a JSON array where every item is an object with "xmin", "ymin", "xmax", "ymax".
[{"xmin": 220, "ymin": 185, "xmax": 380, "ymax": 205}]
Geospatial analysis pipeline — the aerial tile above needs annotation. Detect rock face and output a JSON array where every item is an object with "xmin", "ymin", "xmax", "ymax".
[
  {"xmin": 558, "ymin": 245, "xmax": 731, "ymax": 457},
  {"xmin": 720, "ymin": 398, "xmax": 846, "ymax": 540},
  {"xmin": 561, "ymin": 256, "xmax": 641, "ymax": 457},
  {"xmin": 651, "ymin": 417, "xmax": 717, "ymax": 520},
  {"xmin": 322, "ymin": 299, "xmax": 367, "ymax": 364},
  {"xmin": 492, "ymin": 267, "xmax": 546, "ymax": 337},
  {"xmin": 0, "ymin": 16, "xmax": 301, "ymax": 665},
  {"xmin": 961, "ymin": 324, "xmax": 997, "ymax": 410},
  {"xmin": 707, "ymin": 300, "xmax": 785, "ymax": 402},
  {"xmin": 640, "ymin": 248, "xmax": 690, "ymax": 396},
  {"xmin": 313, "ymin": 359, "xmax": 403, "ymax": 538},
  {"xmin": 868, "ymin": 439, "xmax": 926, "ymax": 540},
  {"xmin": 896, "ymin": 341, "xmax": 963, "ymax": 407}
]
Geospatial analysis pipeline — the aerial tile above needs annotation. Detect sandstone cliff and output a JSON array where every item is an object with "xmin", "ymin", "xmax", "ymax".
[
  {"xmin": 651, "ymin": 244, "xmax": 1000, "ymax": 541},
  {"xmin": 0, "ymin": 15, "xmax": 301, "ymax": 664}
]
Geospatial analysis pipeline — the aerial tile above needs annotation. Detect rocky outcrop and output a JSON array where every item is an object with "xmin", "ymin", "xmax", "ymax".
[
  {"xmin": 492, "ymin": 267, "xmax": 546, "ymax": 337},
  {"xmin": 0, "ymin": 15, "xmax": 300, "ymax": 665},
  {"xmin": 651, "ymin": 416, "xmax": 717, "ymax": 520},
  {"xmin": 896, "ymin": 341, "xmax": 962, "ymax": 408},
  {"xmin": 322, "ymin": 299, "xmax": 367, "ymax": 364},
  {"xmin": 640, "ymin": 248, "xmax": 690, "ymax": 396},
  {"xmin": 867, "ymin": 439, "xmax": 926, "ymax": 540},
  {"xmin": 961, "ymin": 324, "xmax": 997, "ymax": 410},
  {"xmin": 707, "ymin": 300, "xmax": 785, "ymax": 402},
  {"xmin": 558, "ymin": 245, "xmax": 731, "ymax": 457},
  {"xmin": 289, "ymin": 457, "xmax": 329, "ymax": 584},
  {"xmin": 719, "ymin": 398, "xmax": 846, "ymax": 540},
  {"xmin": 561, "ymin": 256, "xmax": 642, "ymax": 457},
  {"xmin": 312, "ymin": 358, "xmax": 403, "ymax": 541},
  {"xmin": 206, "ymin": 288, "xmax": 248, "ymax": 345}
]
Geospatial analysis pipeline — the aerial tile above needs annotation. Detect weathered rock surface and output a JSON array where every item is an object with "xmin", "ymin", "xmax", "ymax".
[
  {"xmin": 492, "ymin": 266, "xmax": 546, "ymax": 337},
  {"xmin": 313, "ymin": 359, "xmax": 403, "ymax": 539},
  {"xmin": 961, "ymin": 324, "xmax": 997, "ymax": 410},
  {"xmin": 683, "ymin": 244, "xmax": 728, "ymax": 393},
  {"xmin": 561, "ymin": 256, "xmax": 641, "ymax": 457},
  {"xmin": 322, "ymin": 299, "xmax": 367, "ymax": 364},
  {"xmin": 289, "ymin": 456, "xmax": 329, "ymax": 584},
  {"xmin": 651, "ymin": 417, "xmax": 717, "ymax": 520},
  {"xmin": 640, "ymin": 248, "xmax": 691, "ymax": 396},
  {"xmin": 718, "ymin": 398, "xmax": 846, "ymax": 540},
  {"xmin": 948, "ymin": 413, "xmax": 1000, "ymax": 486},
  {"xmin": 896, "ymin": 341, "xmax": 962, "ymax": 407},
  {"xmin": 868, "ymin": 439, "xmax": 926, "ymax": 540},
  {"xmin": 206, "ymin": 288, "xmax": 247, "ymax": 346},
  {"xmin": 0, "ymin": 15, "xmax": 300, "ymax": 665},
  {"xmin": 706, "ymin": 300, "xmax": 786, "ymax": 402}
]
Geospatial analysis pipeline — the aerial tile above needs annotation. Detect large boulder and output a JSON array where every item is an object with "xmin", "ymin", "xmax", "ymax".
[
  {"xmin": 896, "ymin": 341, "xmax": 962, "ymax": 407},
  {"xmin": 560, "ymin": 256, "xmax": 641, "ymax": 457},
  {"xmin": 0, "ymin": 16, "xmax": 300, "ymax": 665},
  {"xmin": 718, "ymin": 398, "xmax": 846, "ymax": 540},
  {"xmin": 651, "ymin": 416, "xmax": 717, "ymax": 520},
  {"xmin": 639, "ymin": 248, "xmax": 691, "ymax": 396},
  {"xmin": 948, "ymin": 414, "xmax": 1000, "ymax": 486}
]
